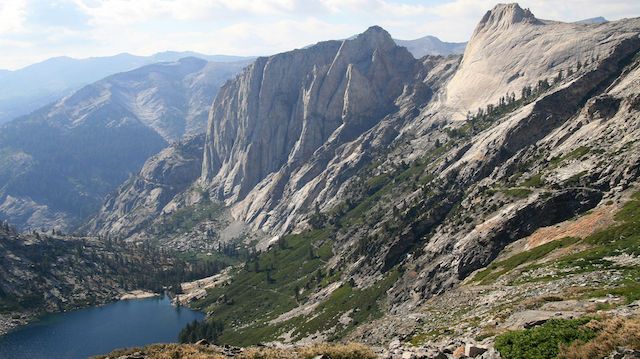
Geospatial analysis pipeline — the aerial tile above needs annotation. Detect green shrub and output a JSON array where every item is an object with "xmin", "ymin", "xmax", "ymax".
[
  {"xmin": 495, "ymin": 318, "xmax": 597, "ymax": 359},
  {"xmin": 521, "ymin": 174, "xmax": 544, "ymax": 188},
  {"xmin": 502, "ymin": 188, "xmax": 533, "ymax": 198}
]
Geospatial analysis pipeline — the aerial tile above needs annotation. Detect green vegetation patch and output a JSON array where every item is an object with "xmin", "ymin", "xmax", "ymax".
[
  {"xmin": 485, "ymin": 190, "xmax": 640, "ymax": 306},
  {"xmin": 188, "ymin": 226, "xmax": 398, "ymax": 345},
  {"xmin": 553, "ymin": 192, "xmax": 640, "ymax": 275},
  {"xmin": 477, "ymin": 191, "xmax": 640, "ymax": 287},
  {"xmin": 549, "ymin": 146, "xmax": 591, "ymax": 167},
  {"xmin": 495, "ymin": 318, "xmax": 598, "ymax": 359},
  {"xmin": 191, "ymin": 229, "xmax": 333, "ymax": 345},
  {"xmin": 284, "ymin": 270, "xmax": 400, "ymax": 341},
  {"xmin": 151, "ymin": 202, "xmax": 225, "ymax": 236},
  {"xmin": 473, "ymin": 237, "xmax": 580, "ymax": 285},
  {"xmin": 521, "ymin": 173, "xmax": 544, "ymax": 188},
  {"xmin": 501, "ymin": 188, "xmax": 533, "ymax": 198}
]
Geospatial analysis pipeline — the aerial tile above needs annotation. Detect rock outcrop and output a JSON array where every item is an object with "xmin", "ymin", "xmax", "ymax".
[
  {"xmin": 444, "ymin": 3, "xmax": 639, "ymax": 118},
  {"xmin": 87, "ymin": 135, "xmax": 206, "ymax": 239},
  {"xmin": 201, "ymin": 26, "xmax": 416, "ymax": 200},
  {"xmin": 196, "ymin": 26, "xmax": 459, "ymax": 236}
]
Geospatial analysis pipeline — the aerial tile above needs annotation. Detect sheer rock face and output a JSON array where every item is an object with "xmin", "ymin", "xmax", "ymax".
[
  {"xmin": 200, "ymin": 26, "xmax": 421, "ymax": 232},
  {"xmin": 444, "ymin": 3, "xmax": 640, "ymax": 118},
  {"xmin": 87, "ymin": 135, "xmax": 205, "ymax": 239}
]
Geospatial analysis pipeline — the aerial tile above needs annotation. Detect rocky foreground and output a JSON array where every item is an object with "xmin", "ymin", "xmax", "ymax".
[
  {"xmin": 97, "ymin": 313, "xmax": 640, "ymax": 359},
  {"xmin": 97, "ymin": 342, "xmax": 377, "ymax": 359},
  {"xmin": 96, "ymin": 341, "xmax": 497, "ymax": 359}
]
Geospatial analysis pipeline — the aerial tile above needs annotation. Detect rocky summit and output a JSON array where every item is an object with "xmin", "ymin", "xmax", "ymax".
[{"xmin": 3, "ymin": 2, "xmax": 640, "ymax": 359}]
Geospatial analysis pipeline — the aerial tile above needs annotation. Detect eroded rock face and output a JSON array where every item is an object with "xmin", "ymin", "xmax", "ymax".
[
  {"xmin": 87, "ymin": 135, "xmax": 205, "ymax": 239},
  {"xmin": 382, "ymin": 12, "xmax": 640, "ymax": 309},
  {"xmin": 444, "ymin": 3, "xmax": 640, "ymax": 118},
  {"xmin": 200, "ymin": 26, "xmax": 423, "ymax": 232}
]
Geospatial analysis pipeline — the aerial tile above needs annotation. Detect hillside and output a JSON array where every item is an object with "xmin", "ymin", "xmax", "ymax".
[
  {"xmin": 83, "ymin": 3, "xmax": 640, "ymax": 357},
  {"xmin": 0, "ymin": 221, "xmax": 233, "ymax": 336},
  {"xmin": 0, "ymin": 58, "xmax": 247, "ymax": 232}
]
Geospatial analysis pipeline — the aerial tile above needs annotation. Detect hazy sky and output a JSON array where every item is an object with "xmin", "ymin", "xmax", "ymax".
[{"xmin": 1, "ymin": 0, "xmax": 640, "ymax": 70}]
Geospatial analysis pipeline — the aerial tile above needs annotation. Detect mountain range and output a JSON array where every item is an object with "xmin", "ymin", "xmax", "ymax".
[
  {"xmin": 87, "ymin": 3, "xmax": 640, "ymax": 352},
  {"xmin": 2, "ymin": 3, "xmax": 640, "ymax": 357},
  {"xmin": 395, "ymin": 35, "xmax": 467, "ymax": 58},
  {"xmin": 0, "ymin": 33, "xmax": 468, "ymax": 233},
  {"xmin": 0, "ymin": 57, "xmax": 249, "ymax": 231},
  {"xmin": 0, "ymin": 51, "xmax": 253, "ymax": 124}
]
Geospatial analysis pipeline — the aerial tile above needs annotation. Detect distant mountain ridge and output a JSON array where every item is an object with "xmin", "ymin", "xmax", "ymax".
[
  {"xmin": 575, "ymin": 16, "xmax": 608, "ymax": 24},
  {"xmin": 394, "ymin": 35, "xmax": 467, "ymax": 58},
  {"xmin": 0, "ymin": 51, "xmax": 254, "ymax": 124}
]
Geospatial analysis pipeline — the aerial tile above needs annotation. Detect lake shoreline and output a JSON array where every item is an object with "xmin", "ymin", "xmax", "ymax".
[
  {"xmin": 120, "ymin": 290, "xmax": 160, "ymax": 300},
  {"xmin": 0, "ymin": 289, "xmax": 164, "ymax": 336},
  {"xmin": 0, "ymin": 312, "xmax": 33, "ymax": 336},
  {"xmin": 0, "ymin": 295, "xmax": 205, "ymax": 359}
]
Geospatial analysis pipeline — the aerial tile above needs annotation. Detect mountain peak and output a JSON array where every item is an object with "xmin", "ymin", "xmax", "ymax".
[
  {"xmin": 477, "ymin": 3, "xmax": 541, "ymax": 32},
  {"xmin": 362, "ymin": 25, "xmax": 387, "ymax": 35},
  {"xmin": 352, "ymin": 25, "xmax": 396, "ymax": 50},
  {"xmin": 575, "ymin": 16, "xmax": 608, "ymax": 24}
]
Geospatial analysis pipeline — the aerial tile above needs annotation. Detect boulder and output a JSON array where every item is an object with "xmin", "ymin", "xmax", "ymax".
[
  {"xmin": 453, "ymin": 345, "xmax": 466, "ymax": 358},
  {"xmin": 465, "ymin": 344, "xmax": 488, "ymax": 358},
  {"xmin": 389, "ymin": 338, "xmax": 402, "ymax": 349}
]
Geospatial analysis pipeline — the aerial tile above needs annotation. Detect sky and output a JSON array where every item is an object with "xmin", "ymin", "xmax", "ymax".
[{"xmin": 1, "ymin": 0, "xmax": 640, "ymax": 70}]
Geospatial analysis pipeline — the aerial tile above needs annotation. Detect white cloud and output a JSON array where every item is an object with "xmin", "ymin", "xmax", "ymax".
[
  {"xmin": 71, "ymin": 0, "xmax": 329, "ymax": 25},
  {"xmin": 0, "ymin": 0, "xmax": 28, "ymax": 34},
  {"xmin": 1, "ymin": 0, "xmax": 640, "ymax": 69},
  {"xmin": 321, "ymin": 0, "xmax": 430, "ymax": 16},
  {"xmin": 214, "ymin": 18, "xmax": 354, "ymax": 54}
]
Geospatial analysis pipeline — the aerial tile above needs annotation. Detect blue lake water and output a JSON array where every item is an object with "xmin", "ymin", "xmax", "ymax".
[{"xmin": 0, "ymin": 296, "xmax": 204, "ymax": 359}]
